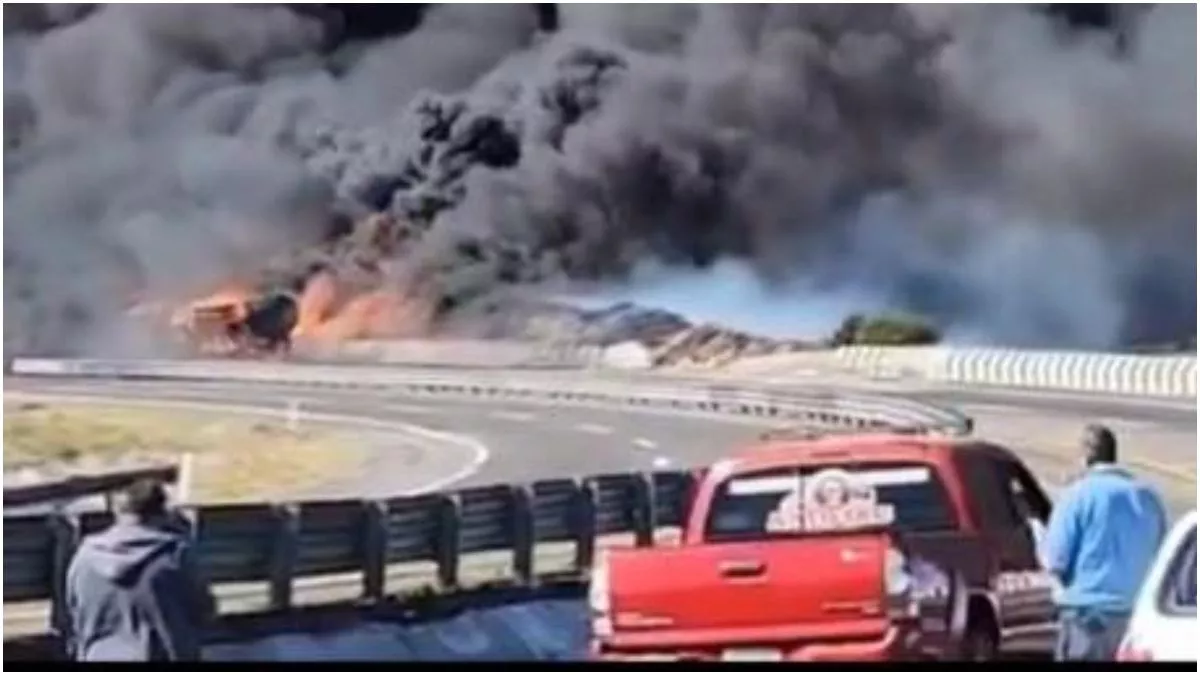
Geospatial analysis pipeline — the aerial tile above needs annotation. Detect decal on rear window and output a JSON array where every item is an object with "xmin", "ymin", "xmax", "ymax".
[
  {"xmin": 764, "ymin": 468, "xmax": 897, "ymax": 533},
  {"xmin": 705, "ymin": 462, "xmax": 955, "ymax": 542}
]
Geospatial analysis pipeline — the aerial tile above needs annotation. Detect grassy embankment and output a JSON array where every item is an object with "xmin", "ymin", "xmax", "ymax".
[{"xmin": 3, "ymin": 400, "xmax": 366, "ymax": 504}]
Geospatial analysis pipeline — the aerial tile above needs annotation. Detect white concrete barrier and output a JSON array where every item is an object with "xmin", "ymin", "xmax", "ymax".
[{"xmin": 735, "ymin": 346, "xmax": 1197, "ymax": 399}]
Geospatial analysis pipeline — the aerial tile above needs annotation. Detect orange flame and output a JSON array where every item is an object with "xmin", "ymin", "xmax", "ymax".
[
  {"xmin": 159, "ymin": 272, "xmax": 435, "ymax": 356},
  {"xmin": 307, "ymin": 289, "xmax": 433, "ymax": 342},
  {"xmin": 292, "ymin": 271, "xmax": 341, "ymax": 338}
]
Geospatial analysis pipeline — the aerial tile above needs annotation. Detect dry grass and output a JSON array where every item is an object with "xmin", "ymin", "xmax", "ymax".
[{"xmin": 3, "ymin": 401, "xmax": 367, "ymax": 504}]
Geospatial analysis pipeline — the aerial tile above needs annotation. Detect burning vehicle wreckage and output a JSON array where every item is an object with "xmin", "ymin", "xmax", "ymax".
[
  {"xmin": 162, "ymin": 291, "xmax": 300, "ymax": 358},
  {"xmin": 135, "ymin": 255, "xmax": 816, "ymax": 366}
]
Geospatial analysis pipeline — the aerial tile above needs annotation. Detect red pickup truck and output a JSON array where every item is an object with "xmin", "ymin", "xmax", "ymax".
[{"xmin": 590, "ymin": 433, "xmax": 1059, "ymax": 661}]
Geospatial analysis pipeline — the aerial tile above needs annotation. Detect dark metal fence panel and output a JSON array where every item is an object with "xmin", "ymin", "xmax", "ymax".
[
  {"xmin": 292, "ymin": 500, "xmax": 368, "ymax": 578},
  {"xmin": 530, "ymin": 479, "xmax": 578, "ymax": 543},
  {"xmin": 2, "ymin": 469, "xmax": 704, "ymax": 608},
  {"xmin": 651, "ymin": 471, "xmax": 694, "ymax": 528},
  {"xmin": 457, "ymin": 485, "xmax": 516, "ymax": 555},
  {"xmin": 383, "ymin": 494, "xmax": 443, "ymax": 564},
  {"xmin": 192, "ymin": 504, "xmax": 278, "ymax": 584},
  {"xmin": 589, "ymin": 474, "xmax": 639, "ymax": 535},
  {"xmin": 3, "ymin": 516, "xmax": 55, "ymax": 602}
]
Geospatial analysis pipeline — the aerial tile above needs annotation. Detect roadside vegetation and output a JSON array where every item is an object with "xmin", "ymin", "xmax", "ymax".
[
  {"xmin": 828, "ymin": 313, "xmax": 942, "ymax": 347},
  {"xmin": 3, "ymin": 400, "xmax": 366, "ymax": 504}
]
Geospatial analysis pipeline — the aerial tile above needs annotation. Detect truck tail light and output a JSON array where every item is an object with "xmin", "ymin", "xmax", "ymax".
[
  {"xmin": 589, "ymin": 551, "xmax": 613, "ymax": 637},
  {"xmin": 1116, "ymin": 634, "xmax": 1154, "ymax": 662}
]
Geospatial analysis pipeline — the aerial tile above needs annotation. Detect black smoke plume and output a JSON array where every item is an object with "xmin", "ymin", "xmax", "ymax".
[{"xmin": 4, "ymin": 4, "xmax": 1195, "ymax": 355}]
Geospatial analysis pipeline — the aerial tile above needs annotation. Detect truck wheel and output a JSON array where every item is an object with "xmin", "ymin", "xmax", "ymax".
[{"xmin": 960, "ymin": 622, "xmax": 999, "ymax": 662}]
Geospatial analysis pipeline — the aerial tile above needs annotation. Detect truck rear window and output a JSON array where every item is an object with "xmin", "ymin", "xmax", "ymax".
[{"xmin": 705, "ymin": 463, "xmax": 956, "ymax": 542}]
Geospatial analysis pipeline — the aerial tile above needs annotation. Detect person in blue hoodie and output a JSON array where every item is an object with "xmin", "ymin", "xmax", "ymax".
[
  {"xmin": 64, "ymin": 479, "xmax": 215, "ymax": 661},
  {"xmin": 1045, "ymin": 424, "xmax": 1168, "ymax": 662}
]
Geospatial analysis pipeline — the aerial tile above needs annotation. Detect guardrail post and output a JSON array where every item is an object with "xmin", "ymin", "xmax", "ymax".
[
  {"xmin": 511, "ymin": 486, "xmax": 535, "ymax": 586},
  {"xmin": 435, "ymin": 494, "xmax": 461, "ymax": 591},
  {"xmin": 361, "ymin": 500, "xmax": 388, "ymax": 603},
  {"xmin": 268, "ymin": 503, "xmax": 300, "ymax": 612},
  {"xmin": 632, "ymin": 474, "xmax": 655, "ymax": 547},
  {"xmin": 49, "ymin": 512, "xmax": 81, "ymax": 648},
  {"xmin": 573, "ymin": 478, "xmax": 597, "ymax": 573}
]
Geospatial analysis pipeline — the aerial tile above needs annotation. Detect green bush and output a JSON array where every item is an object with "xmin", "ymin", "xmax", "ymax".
[{"xmin": 829, "ymin": 313, "xmax": 942, "ymax": 347}]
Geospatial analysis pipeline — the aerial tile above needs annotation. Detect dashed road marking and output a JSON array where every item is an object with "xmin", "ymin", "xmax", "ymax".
[
  {"xmin": 489, "ymin": 410, "xmax": 538, "ymax": 422},
  {"xmin": 384, "ymin": 403, "xmax": 439, "ymax": 415},
  {"xmin": 575, "ymin": 423, "xmax": 614, "ymax": 436},
  {"xmin": 632, "ymin": 438, "xmax": 658, "ymax": 451}
]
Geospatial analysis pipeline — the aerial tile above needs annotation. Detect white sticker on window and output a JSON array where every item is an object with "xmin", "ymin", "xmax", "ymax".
[
  {"xmin": 764, "ymin": 468, "xmax": 897, "ymax": 533},
  {"xmin": 852, "ymin": 467, "xmax": 931, "ymax": 488},
  {"xmin": 727, "ymin": 475, "xmax": 800, "ymax": 496}
]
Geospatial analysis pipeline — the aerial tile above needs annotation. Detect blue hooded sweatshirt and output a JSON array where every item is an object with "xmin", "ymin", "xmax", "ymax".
[
  {"xmin": 65, "ymin": 518, "xmax": 215, "ymax": 661},
  {"xmin": 1044, "ymin": 464, "xmax": 1168, "ymax": 613}
]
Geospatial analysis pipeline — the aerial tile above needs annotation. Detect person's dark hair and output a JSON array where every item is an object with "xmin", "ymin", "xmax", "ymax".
[
  {"xmin": 116, "ymin": 479, "xmax": 169, "ymax": 520},
  {"xmin": 1081, "ymin": 424, "xmax": 1118, "ymax": 466}
]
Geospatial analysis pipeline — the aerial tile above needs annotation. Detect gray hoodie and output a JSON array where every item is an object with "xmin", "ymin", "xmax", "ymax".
[{"xmin": 65, "ymin": 518, "xmax": 215, "ymax": 661}]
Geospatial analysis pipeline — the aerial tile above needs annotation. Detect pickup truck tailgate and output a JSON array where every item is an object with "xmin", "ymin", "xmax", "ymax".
[{"xmin": 605, "ymin": 534, "xmax": 890, "ymax": 643}]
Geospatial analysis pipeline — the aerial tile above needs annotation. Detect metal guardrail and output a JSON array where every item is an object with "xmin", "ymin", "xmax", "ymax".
[
  {"xmin": 4, "ymin": 471, "xmax": 694, "ymax": 635},
  {"xmin": 3, "ymin": 466, "xmax": 179, "ymax": 509},
  {"xmin": 7, "ymin": 358, "xmax": 974, "ymax": 435}
]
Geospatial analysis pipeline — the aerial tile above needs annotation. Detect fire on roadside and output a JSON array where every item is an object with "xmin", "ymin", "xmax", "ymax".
[{"xmin": 129, "ymin": 272, "xmax": 436, "ymax": 358}]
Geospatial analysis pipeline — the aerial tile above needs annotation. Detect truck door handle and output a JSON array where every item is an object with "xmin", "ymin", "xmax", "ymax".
[{"xmin": 719, "ymin": 560, "xmax": 766, "ymax": 578}]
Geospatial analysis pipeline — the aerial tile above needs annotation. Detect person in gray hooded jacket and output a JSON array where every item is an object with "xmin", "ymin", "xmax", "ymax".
[{"xmin": 65, "ymin": 479, "xmax": 215, "ymax": 661}]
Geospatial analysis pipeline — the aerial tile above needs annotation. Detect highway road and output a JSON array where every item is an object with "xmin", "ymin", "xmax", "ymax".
[{"xmin": 5, "ymin": 372, "xmax": 1195, "ymax": 516}]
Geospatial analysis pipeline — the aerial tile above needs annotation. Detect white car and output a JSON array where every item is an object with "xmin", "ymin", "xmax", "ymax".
[{"xmin": 1118, "ymin": 510, "xmax": 1197, "ymax": 662}]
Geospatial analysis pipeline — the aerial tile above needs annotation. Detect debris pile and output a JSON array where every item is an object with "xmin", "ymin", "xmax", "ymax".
[{"xmin": 426, "ymin": 296, "xmax": 815, "ymax": 367}]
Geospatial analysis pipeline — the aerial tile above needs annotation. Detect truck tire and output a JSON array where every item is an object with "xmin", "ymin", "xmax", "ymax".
[
  {"xmin": 961, "ymin": 623, "xmax": 999, "ymax": 662},
  {"xmin": 960, "ymin": 599, "xmax": 1000, "ymax": 662}
]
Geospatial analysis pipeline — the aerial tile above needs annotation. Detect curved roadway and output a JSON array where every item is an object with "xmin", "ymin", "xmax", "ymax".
[{"xmin": 5, "ymin": 371, "xmax": 1195, "ymax": 516}]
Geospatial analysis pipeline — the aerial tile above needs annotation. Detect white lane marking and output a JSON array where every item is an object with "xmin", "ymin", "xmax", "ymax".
[
  {"xmin": 632, "ymin": 437, "xmax": 658, "ymax": 451},
  {"xmin": 489, "ymin": 410, "xmax": 538, "ymax": 422},
  {"xmin": 384, "ymin": 402, "xmax": 439, "ymax": 415},
  {"xmin": 961, "ymin": 403, "xmax": 1034, "ymax": 416},
  {"xmin": 4, "ymin": 391, "xmax": 490, "ymax": 496},
  {"xmin": 575, "ymin": 422, "xmax": 614, "ymax": 436},
  {"xmin": 285, "ymin": 400, "xmax": 302, "ymax": 432}
]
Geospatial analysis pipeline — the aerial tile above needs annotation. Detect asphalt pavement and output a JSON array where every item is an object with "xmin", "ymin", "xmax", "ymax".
[{"xmin": 5, "ymin": 373, "xmax": 1194, "ymax": 514}]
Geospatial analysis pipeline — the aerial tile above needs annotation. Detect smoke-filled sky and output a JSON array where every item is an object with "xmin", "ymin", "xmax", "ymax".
[{"xmin": 4, "ymin": 4, "xmax": 1196, "ymax": 355}]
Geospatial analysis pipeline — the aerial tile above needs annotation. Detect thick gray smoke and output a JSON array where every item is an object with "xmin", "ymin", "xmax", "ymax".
[{"xmin": 4, "ymin": 4, "xmax": 1195, "ymax": 355}]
